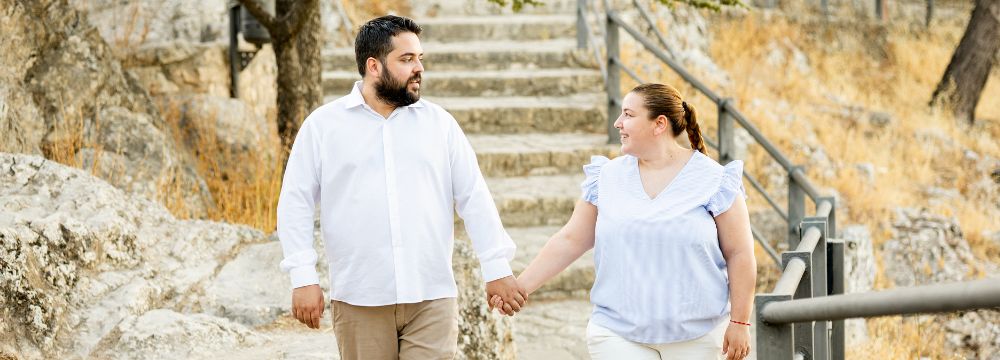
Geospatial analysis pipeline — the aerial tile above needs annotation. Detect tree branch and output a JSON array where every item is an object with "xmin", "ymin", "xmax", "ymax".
[
  {"xmin": 238, "ymin": 0, "xmax": 318, "ymax": 42},
  {"xmin": 238, "ymin": 0, "xmax": 277, "ymax": 33}
]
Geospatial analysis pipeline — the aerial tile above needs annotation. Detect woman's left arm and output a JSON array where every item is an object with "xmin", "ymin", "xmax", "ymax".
[
  {"xmin": 716, "ymin": 193, "xmax": 756, "ymax": 322},
  {"xmin": 715, "ymin": 194, "xmax": 756, "ymax": 359}
]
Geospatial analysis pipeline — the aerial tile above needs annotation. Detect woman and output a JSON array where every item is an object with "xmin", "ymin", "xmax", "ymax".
[{"xmin": 493, "ymin": 83, "xmax": 756, "ymax": 359}]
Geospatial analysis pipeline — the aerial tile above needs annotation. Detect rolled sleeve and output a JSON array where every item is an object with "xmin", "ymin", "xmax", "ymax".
[
  {"xmin": 287, "ymin": 264, "xmax": 321, "ymax": 289},
  {"xmin": 480, "ymin": 258, "xmax": 514, "ymax": 283}
]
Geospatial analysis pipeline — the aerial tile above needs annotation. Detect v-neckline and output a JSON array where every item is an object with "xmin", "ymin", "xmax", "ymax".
[{"xmin": 632, "ymin": 151, "xmax": 700, "ymax": 201}]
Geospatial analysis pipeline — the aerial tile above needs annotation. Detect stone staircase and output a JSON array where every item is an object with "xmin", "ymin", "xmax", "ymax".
[{"xmin": 322, "ymin": 3, "xmax": 610, "ymax": 358}]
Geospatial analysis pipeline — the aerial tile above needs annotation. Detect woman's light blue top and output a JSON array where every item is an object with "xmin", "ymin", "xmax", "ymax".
[{"xmin": 583, "ymin": 151, "xmax": 746, "ymax": 344}]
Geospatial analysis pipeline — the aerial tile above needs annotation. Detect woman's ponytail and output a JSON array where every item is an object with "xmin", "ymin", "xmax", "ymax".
[{"xmin": 682, "ymin": 101, "xmax": 706, "ymax": 153}]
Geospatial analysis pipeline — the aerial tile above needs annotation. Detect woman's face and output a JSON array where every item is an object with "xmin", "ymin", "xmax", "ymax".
[{"xmin": 614, "ymin": 92, "xmax": 664, "ymax": 156}]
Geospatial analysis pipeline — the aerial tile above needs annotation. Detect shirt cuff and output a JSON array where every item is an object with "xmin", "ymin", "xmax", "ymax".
[
  {"xmin": 480, "ymin": 258, "xmax": 513, "ymax": 283},
  {"xmin": 288, "ymin": 265, "xmax": 321, "ymax": 289}
]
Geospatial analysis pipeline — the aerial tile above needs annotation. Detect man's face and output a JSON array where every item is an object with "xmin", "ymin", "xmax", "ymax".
[{"xmin": 374, "ymin": 32, "xmax": 424, "ymax": 107}]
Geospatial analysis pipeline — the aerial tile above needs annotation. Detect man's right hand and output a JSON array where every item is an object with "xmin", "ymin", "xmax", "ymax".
[{"xmin": 292, "ymin": 284, "xmax": 325, "ymax": 329}]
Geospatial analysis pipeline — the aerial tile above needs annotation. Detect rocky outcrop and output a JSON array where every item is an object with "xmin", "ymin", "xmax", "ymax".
[
  {"xmin": 882, "ymin": 207, "xmax": 1000, "ymax": 359},
  {"xmin": 71, "ymin": 0, "xmax": 229, "ymax": 46},
  {"xmin": 0, "ymin": 0, "xmax": 213, "ymax": 217},
  {"xmin": 453, "ymin": 239, "xmax": 517, "ymax": 360},
  {"xmin": 0, "ymin": 153, "xmax": 265, "ymax": 358}
]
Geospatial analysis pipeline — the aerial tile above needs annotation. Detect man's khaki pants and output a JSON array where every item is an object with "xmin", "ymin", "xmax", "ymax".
[{"xmin": 331, "ymin": 297, "xmax": 458, "ymax": 360}]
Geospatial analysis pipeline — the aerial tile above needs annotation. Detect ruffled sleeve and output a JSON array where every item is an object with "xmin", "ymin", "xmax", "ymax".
[
  {"xmin": 580, "ymin": 155, "xmax": 610, "ymax": 206},
  {"xmin": 706, "ymin": 160, "xmax": 747, "ymax": 216}
]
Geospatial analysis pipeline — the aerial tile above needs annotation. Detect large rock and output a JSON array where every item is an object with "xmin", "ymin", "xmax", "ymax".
[
  {"xmin": 72, "ymin": 0, "xmax": 229, "ymax": 46},
  {"xmin": 881, "ymin": 207, "xmax": 1000, "ymax": 358},
  {"xmin": 161, "ymin": 94, "xmax": 281, "ymax": 180},
  {"xmin": 882, "ymin": 208, "xmax": 979, "ymax": 287},
  {"xmin": 127, "ymin": 42, "xmax": 231, "ymax": 97},
  {"xmin": 0, "ymin": 0, "xmax": 213, "ymax": 217},
  {"xmin": 0, "ymin": 153, "xmax": 266, "ymax": 358},
  {"xmin": 453, "ymin": 239, "xmax": 517, "ymax": 360},
  {"xmin": 88, "ymin": 309, "xmax": 263, "ymax": 360}
]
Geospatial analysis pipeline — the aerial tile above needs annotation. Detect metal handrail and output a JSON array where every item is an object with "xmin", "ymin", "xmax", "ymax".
[
  {"xmin": 795, "ymin": 227, "xmax": 822, "ymax": 252},
  {"xmin": 577, "ymin": 0, "xmax": 607, "ymax": 81},
  {"xmin": 633, "ymin": 0, "xmax": 679, "ymax": 60},
  {"xmin": 610, "ymin": 57, "xmax": 645, "ymax": 84},
  {"xmin": 609, "ymin": 11, "xmax": 723, "ymax": 103},
  {"xmin": 761, "ymin": 278, "xmax": 1000, "ymax": 324},
  {"xmin": 772, "ymin": 258, "xmax": 806, "ymax": 295},
  {"xmin": 750, "ymin": 225, "xmax": 781, "ymax": 267}
]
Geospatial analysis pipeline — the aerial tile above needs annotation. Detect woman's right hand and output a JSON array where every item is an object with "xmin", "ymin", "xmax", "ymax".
[{"xmin": 489, "ymin": 294, "xmax": 517, "ymax": 316}]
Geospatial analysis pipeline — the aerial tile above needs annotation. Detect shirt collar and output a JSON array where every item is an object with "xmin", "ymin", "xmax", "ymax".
[{"xmin": 344, "ymin": 80, "xmax": 425, "ymax": 109}]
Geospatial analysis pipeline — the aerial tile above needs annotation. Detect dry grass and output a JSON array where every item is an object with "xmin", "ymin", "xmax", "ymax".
[{"xmin": 158, "ymin": 98, "xmax": 285, "ymax": 232}]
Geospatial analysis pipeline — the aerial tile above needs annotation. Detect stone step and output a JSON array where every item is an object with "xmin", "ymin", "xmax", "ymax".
[
  {"xmin": 321, "ymin": 94, "xmax": 608, "ymax": 134},
  {"xmin": 470, "ymin": 133, "xmax": 618, "ymax": 177},
  {"xmin": 456, "ymin": 225, "xmax": 594, "ymax": 298},
  {"xmin": 322, "ymin": 68, "xmax": 603, "ymax": 97},
  {"xmin": 418, "ymin": 15, "xmax": 576, "ymax": 43},
  {"xmin": 487, "ymin": 174, "xmax": 582, "ymax": 227},
  {"xmin": 437, "ymin": 94, "xmax": 607, "ymax": 134},
  {"xmin": 323, "ymin": 39, "xmax": 597, "ymax": 71},
  {"xmin": 507, "ymin": 226, "xmax": 595, "ymax": 298}
]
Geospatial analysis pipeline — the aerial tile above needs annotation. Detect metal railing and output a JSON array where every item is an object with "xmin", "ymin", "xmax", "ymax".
[{"xmin": 576, "ymin": 2, "xmax": 1000, "ymax": 359}]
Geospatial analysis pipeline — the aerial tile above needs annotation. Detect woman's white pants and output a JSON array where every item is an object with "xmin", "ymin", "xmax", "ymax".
[{"xmin": 586, "ymin": 319, "xmax": 727, "ymax": 360}]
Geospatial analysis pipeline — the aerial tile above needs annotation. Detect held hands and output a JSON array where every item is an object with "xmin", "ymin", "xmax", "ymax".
[
  {"xmin": 292, "ymin": 284, "xmax": 325, "ymax": 329},
  {"xmin": 722, "ymin": 322, "xmax": 751, "ymax": 360},
  {"xmin": 485, "ymin": 275, "xmax": 527, "ymax": 316}
]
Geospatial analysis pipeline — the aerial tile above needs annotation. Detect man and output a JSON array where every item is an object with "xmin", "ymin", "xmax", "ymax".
[{"xmin": 276, "ymin": 15, "xmax": 527, "ymax": 359}]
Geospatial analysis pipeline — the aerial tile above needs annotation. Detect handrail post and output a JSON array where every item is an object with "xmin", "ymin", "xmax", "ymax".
[
  {"xmin": 802, "ymin": 217, "xmax": 829, "ymax": 359},
  {"xmin": 820, "ymin": 197, "xmax": 836, "ymax": 238},
  {"xmin": 756, "ymin": 294, "xmax": 795, "ymax": 359},
  {"xmin": 605, "ymin": 13, "xmax": 621, "ymax": 145},
  {"xmin": 228, "ymin": 2, "xmax": 241, "ymax": 98},
  {"xmin": 788, "ymin": 166, "xmax": 806, "ymax": 248},
  {"xmin": 784, "ymin": 251, "xmax": 814, "ymax": 359},
  {"xmin": 827, "ymin": 238, "xmax": 846, "ymax": 360},
  {"xmin": 577, "ymin": 0, "xmax": 587, "ymax": 49},
  {"xmin": 718, "ymin": 98, "xmax": 735, "ymax": 165}
]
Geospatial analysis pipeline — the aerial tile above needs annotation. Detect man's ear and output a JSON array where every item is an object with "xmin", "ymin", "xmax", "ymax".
[{"xmin": 365, "ymin": 57, "xmax": 380, "ymax": 78}]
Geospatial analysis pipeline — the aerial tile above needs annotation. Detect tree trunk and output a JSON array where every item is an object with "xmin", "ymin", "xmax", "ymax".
[
  {"xmin": 239, "ymin": 0, "xmax": 322, "ymax": 150},
  {"xmin": 930, "ymin": 0, "xmax": 1000, "ymax": 125},
  {"xmin": 271, "ymin": 0, "xmax": 322, "ymax": 150}
]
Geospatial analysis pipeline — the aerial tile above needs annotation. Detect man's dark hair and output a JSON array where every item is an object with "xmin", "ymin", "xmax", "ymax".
[{"xmin": 355, "ymin": 15, "xmax": 422, "ymax": 77}]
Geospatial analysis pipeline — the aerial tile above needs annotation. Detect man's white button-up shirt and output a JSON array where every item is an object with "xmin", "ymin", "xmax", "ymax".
[{"xmin": 276, "ymin": 81, "xmax": 515, "ymax": 306}]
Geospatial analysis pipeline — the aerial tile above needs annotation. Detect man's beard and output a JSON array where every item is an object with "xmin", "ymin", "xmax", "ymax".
[{"xmin": 375, "ymin": 67, "xmax": 421, "ymax": 107}]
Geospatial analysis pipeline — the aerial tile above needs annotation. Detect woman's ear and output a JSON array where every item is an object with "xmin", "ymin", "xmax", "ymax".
[{"xmin": 653, "ymin": 114, "xmax": 669, "ymax": 135}]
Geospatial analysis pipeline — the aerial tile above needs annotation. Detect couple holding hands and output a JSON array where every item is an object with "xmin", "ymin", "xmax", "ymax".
[{"xmin": 276, "ymin": 15, "xmax": 755, "ymax": 360}]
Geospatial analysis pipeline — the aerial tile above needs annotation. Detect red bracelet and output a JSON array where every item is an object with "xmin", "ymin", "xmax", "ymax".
[{"xmin": 730, "ymin": 320, "xmax": 751, "ymax": 326}]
